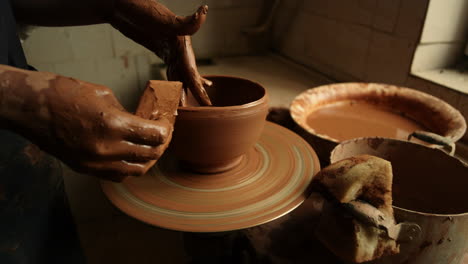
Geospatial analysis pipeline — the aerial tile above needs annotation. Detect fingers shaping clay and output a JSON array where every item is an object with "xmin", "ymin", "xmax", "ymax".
[
  {"xmin": 136, "ymin": 80, "xmax": 182, "ymax": 168},
  {"xmin": 312, "ymin": 155, "xmax": 399, "ymax": 263}
]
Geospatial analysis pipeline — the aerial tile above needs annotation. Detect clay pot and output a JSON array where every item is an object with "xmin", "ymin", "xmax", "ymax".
[
  {"xmin": 171, "ymin": 75, "xmax": 269, "ymax": 173},
  {"xmin": 330, "ymin": 137, "xmax": 468, "ymax": 264},
  {"xmin": 290, "ymin": 83, "xmax": 467, "ymax": 164}
]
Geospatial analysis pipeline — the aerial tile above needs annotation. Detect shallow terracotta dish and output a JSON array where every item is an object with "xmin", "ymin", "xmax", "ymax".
[
  {"xmin": 172, "ymin": 75, "xmax": 269, "ymax": 173},
  {"xmin": 290, "ymin": 83, "xmax": 467, "ymax": 163},
  {"xmin": 101, "ymin": 122, "xmax": 321, "ymax": 232}
]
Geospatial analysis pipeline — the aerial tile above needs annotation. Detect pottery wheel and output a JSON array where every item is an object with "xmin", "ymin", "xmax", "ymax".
[{"xmin": 101, "ymin": 122, "xmax": 320, "ymax": 232}]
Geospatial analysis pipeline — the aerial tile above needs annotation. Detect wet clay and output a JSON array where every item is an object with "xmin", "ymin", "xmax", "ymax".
[
  {"xmin": 135, "ymin": 80, "xmax": 182, "ymax": 169},
  {"xmin": 306, "ymin": 101, "xmax": 427, "ymax": 141},
  {"xmin": 112, "ymin": 0, "xmax": 208, "ymax": 36},
  {"xmin": 290, "ymin": 83, "xmax": 467, "ymax": 163}
]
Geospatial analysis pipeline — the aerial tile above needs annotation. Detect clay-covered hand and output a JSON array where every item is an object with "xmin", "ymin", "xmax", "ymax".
[
  {"xmin": 165, "ymin": 35, "xmax": 212, "ymax": 106},
  {"xmin": 109, "ymin": 0, "xmax": 212, "ymax": 106},
  {"xmin": 0, "ymin": 66, "xmax": 170, "ymax": 181}
]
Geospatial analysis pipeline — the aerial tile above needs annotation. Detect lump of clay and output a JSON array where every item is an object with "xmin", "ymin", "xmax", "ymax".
[
  {"xmin": 136, "ymin": 80, "xmax": 182, "ymax": 167},
  {"xmin": 312, "ymin": 155, "xmax": 399, "ymax": 263}
]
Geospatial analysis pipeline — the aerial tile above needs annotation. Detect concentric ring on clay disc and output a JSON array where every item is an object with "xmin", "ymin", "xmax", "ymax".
[{"xmin": 101, "ymin": 122, "xmax": 321, "ymax": 232}]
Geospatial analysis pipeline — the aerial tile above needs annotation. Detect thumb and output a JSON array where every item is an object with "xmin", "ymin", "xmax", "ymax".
[{"xmin": 172, "ymin": 5, "xmax": 209, "ymax": 36}]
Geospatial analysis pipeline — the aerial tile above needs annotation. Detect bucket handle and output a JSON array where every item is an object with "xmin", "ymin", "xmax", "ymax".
[
  {"xmin": 342, "ymin": 200, "xmax": 421, "ymax": 243},
  {"xmin": 408, "ymin": 131, "xmax": 455, "ymax": 156}
]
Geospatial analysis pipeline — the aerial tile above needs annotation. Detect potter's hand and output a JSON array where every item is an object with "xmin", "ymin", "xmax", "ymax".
[
  {"xmin": 111, "ymin": 0, "xmax": 208, "ymax": 36},
  {"xmin": 13, "ymin": 0, "xmax": 212, "ymax": 105},
  {"xmin": 0, "ymin": 65, "xmax": 170, "ymax": 181},
  {"xmin": 109, "ymin": 1, "xmax": 212, "ymax": 106},
  {"xmin": 165, "ymin": 35, "xmax": 212, "ymax": 106}
]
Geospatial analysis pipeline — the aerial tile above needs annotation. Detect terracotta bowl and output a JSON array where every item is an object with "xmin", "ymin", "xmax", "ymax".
[
  {"xmin": 171, "ymin": 75, "xmax": 269, "ymax": 173},
  {"xmin": 290, "ymin": 83, "xmax": 467, "ymax": 164}
]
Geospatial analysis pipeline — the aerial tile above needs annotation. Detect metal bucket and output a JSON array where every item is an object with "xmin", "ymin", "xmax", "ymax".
[
  {"xmin": 330, "ymin": 137, "xmax": 468, "ymax": 264},
  {"xmin": 290, "ymin": 83, "xmax": 467, "ymax": 164}
]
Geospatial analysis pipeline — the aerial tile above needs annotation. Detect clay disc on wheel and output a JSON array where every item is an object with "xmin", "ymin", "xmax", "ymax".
[{"xmin": 101, "ymin": 122, "xmax": 321, "ymax": 232}]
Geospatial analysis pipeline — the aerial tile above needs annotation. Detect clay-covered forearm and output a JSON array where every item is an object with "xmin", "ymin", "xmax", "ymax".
[
  {"xmin": 0, "ymin": 64, "xmax": 82, "ymax": 139},
  {"xmin": 0, "ymin": 64, "xmax": 55, "ymax": 132},
  {"xmin": 11, "ymin": 0, "xmax": 212, "ymax": 106},
  {"xmin": 12, "ymin": 0, "xmax": 207, "ymax": 32},
  {"xmin": 0, "ymin": 64, "xmax": 106, "ymax": 135},
  {"xmin": 0, "ymin": 64, "xmax": 174, "ymax": 179},
  {"xmin": 110, "ymin": 0, "xmax": 208, "ymax": 36}
]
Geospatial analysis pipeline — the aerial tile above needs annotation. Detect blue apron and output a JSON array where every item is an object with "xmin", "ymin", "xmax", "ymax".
[{"xmin": 0, "ymin": 1, "xmax": 85, "ymax": 263}]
